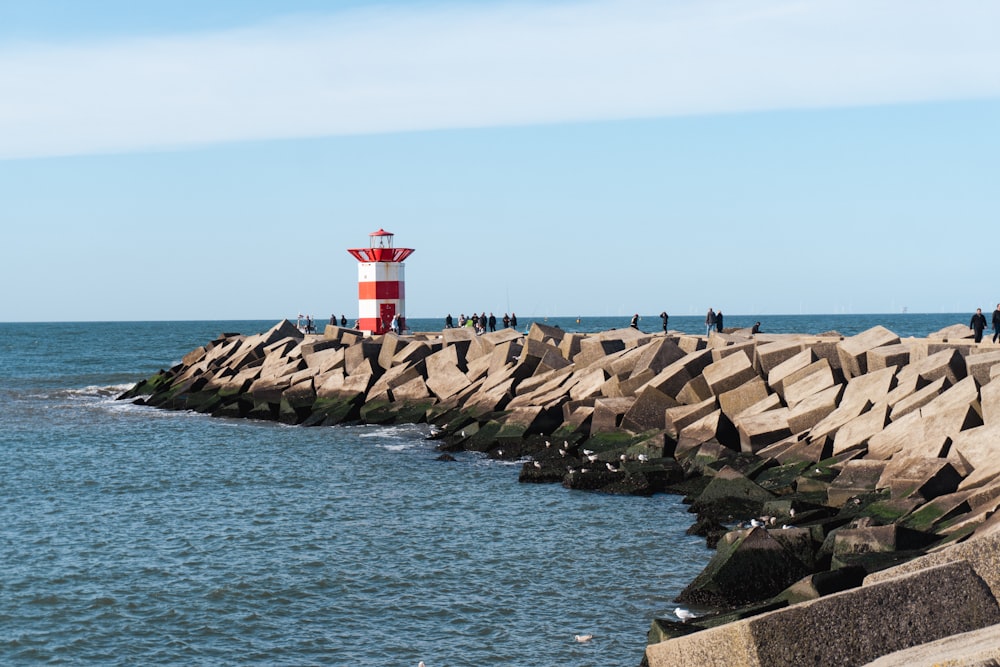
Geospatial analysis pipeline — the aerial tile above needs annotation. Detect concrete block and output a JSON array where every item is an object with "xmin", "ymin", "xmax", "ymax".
[
  {"xmin": 831, "ymin": 402, "xmax": 890, "ymax": 456},
  {"xmin": 704, "ymin": 351, "xmax": 760, "ymax": 396},
  {"xmin": 719, "ymin": 377, "xmax": 770, "ymax": 420},
  {"xmin": 736, "ymin": 408, "xmax": 793, "ymax": 454},
  {"xmin": 827, "ymin": 459, "xmax": 887, "ymax": 506},
  {"xmin": 837, "ymin": 325, "xmax": 902, "ymax": 379}
]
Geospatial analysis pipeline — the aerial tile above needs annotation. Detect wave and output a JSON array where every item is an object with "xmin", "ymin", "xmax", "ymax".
[{"xmin": 44, "ymin": 383, "xmax": 135, "ymax": 400}]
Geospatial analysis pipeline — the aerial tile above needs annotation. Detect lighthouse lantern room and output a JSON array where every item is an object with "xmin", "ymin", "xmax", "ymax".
[{"xmin": 347, "ymin": 229, "xmax": 415, "ymax": 335}]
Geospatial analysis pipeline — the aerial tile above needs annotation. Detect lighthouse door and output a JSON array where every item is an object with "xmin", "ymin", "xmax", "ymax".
[{"xmin": 380, "ymin": 303, "xmax": 396, "ymax": 333}]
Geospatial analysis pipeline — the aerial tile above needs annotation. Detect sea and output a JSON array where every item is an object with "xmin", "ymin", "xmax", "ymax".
[{"xmin": 0, "ymin": 313, "xmax": 969, "ymax": 666}]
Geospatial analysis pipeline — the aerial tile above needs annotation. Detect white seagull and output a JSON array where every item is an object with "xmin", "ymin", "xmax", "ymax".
[
  {"xmin": 587, "ymin": 454, "xmax": 599, "ymax": 462},
  {"xmin": 750, "ymin": 518, "xmax": 764, "ymax": 528},
  {"xmin": 675, "ymin": 607, "xmax": 697, "ymax": 623},
  {"xmin": 533, "ymin": 461, "xmax": 542, "ymax": 469},
  {"xmin": 637, "ymin": 454, "xmax": 649, "ymax": 462},
  {"xmin": 606, "ymin": 462, "xmax": 618, "ymax": 472},
  {"xmin": 583, "ymin": 449, "xmax": 594, "ymax": 456},
  {"xmin": 574, "ymin": 634, "xmax": 594, "ymax": 643}
]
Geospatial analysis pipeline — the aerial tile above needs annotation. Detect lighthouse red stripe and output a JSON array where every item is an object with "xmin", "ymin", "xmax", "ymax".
[{"xmin": 358, "ymin": 281, "xmax": 400, "ymax": 299}]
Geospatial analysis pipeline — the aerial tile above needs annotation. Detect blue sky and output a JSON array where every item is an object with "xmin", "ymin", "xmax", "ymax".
[{"xmin": 2, "ymin": 0, "xmax": 999, "ymax": 322}]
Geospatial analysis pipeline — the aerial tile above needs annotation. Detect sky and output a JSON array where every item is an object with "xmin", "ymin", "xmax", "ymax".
[{"xmin": 2, "ymin": 0, "xmax": 999, "ymax": 322}]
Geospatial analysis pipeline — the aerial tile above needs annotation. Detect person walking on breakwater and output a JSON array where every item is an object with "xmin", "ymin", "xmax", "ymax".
[
  {"xmin": 660, "ymin": 311, "xmax": 669, "ymax": 332},
  {"xmin": 705, "ymin": 308, "xmax": 716, "ymax": 335},
  {"xmin": 715, "ymin": 310, "xmax": 724, "ymax": 333},
  {"xmin": 630, "ymin": 313, "xmax": 640, "ymax": 329},
  {"xmin": 971, "ymin": 308, "xmax": 988, "ymax": 343},
  {"xmin": 390, "ymin": 313, "xmax": 400, "ymax": 335},
  {"xmin": 445, "ymin": 313, "xmax": 454, "ymax": 328},
  {"xmin": 992, "ymin": 305, "xmax": 1000, "ymax": 343}
]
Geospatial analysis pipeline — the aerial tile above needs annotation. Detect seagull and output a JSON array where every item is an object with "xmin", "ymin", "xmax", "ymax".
[
  {"xmin": 533, "ymin": 461, "xmax": 542, "ymax": 469},
  {"xmin": 789, "ymin": 508, "xmax": 796, "ymax": 518},
  {"xmin": 574, "ymin": 634, "xmax": 594, "ymax": 643},
  {"xmin": 583, "ymin": 449, "xmax": 595, "ymax": 456},
  {"xmin": 545, "ymin": 440, "xmax": 552, "ymax": 448},
  {"xmin": 419, "ymin": 662, "xmax": 426, "ymax": 667},
  {"xmin": 620, "ymin": 454, "xmax": 628, "ymax": 462},
  {"xmin": 606, "ymin": 462, "xmax": 618, "ymax": 472},
  {"xmin": 461, "ymin": 430, "xmax": 466, "ymax": 437},
  {"xmin": 497, "ymin": 449, "xmax": 504, "ymax": 457},
  {"xmin": 637, "ymin": 454, "xmax": 649, "ymax": 462},
  {"xmin": 675, "ymin": 607, "xmax": 697, "ymax": 623},
  {"xmin": 750, "ymin": 518, "xmax": 764, "ymax": 528},
  {"xmin": 587, "ymin": 454, "xmax": 599, "ymax": 462},
  {"xmin": 559, "ymin": 448, "xmax": 568, "ymax": 457}
]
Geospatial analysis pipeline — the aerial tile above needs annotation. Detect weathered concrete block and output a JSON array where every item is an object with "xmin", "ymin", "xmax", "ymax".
[
  {"xmin": 719, "ymin": 377, "xmax": 770, "ymax": 420},
  {"xmin": 837, "ymin": 325, "xmax": 901, "ymax": 379},
  {"xmin": 646, "ymin": 349, "xmax": 714, "ymax": 399},
  {"xmin": 568, "ymin": 367, "xmax": 608, "ymax": 401},
  {"xmin": 676, "ymin": 526, "xmax": 807, "ymax": 608},
  {"xmin": 888, "ymin": 375, "xmax": 948, "ymax": 421},
  {"xmin": 831, "ymin": 402, "xmax": 889, "ymax": 455},
  {"xmin": 782, "ymin": 361, "xmax": 836, "ymax": 408},
  {"xmin": 756, "ymin": 339, "xmax": 808, "ymax": 377},
  {"xmin": 677, "ymin": 375, "xmax": 712, "ymax": 405},
  {"xmin": 676, "ymin": 409, "xmax": 739, "ymax": 457},
  {"xmin": 424, "ymin": 345, "xmax": 472, "ymax": 401},
  {"xmin": 863, "ymin": 623, "xmax": 1000, "ymax": 667},
  {"xmin": 876, "ymin": 455, "xmax": 962, "ymax": 500},
  {"xmin": 621, "ymin": 386, "xmax": 677, "ymax": 433},
  {"xmin": 966, "ymin": 349, "xmax": 1000, "ymax": 387},
  {"xmin": 766, "ymin": 348, "xmax": 815, "ymax": 398},
  {"xmin": 983, "ymin": 376, "xmax": 1000, "ymax": 426},
  {"xmin": 665, "ymin": 397, "xmax": 718, "ymax": 437},
  {"xmin": 703, "ymin": 352, "xmax": 760, "ymax": 396},
  {"xmin": 648, "ymin": 560, "xmax": 1000, "ymax": 667},
  {"xmin": 591, "ymin": 397, "xmax": 635, "ymax": 433},
  {"xmin": 736, "ymin": 408, "xmax": 792, "ymax": 454},
  {"xmin": 827, "ymin": 459, "xmax": 887, "ymax": 506},
  {"xmin": 787, "ymin": 384, "xmax": 842, "ymax": 435},
  {"xmin": 865, "ymin": 342, "xmax": 911, "ymax": 372},
  {"xmin": 868, "ymin": 404, "xmax": 974, "ymax": 460},
  {"xmin": 952, "ymin": 423, "xmax": 1000, "ymax": 491}
]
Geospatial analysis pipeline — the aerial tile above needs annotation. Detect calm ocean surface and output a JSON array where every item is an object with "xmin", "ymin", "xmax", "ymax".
[{"xmin": 0, "ymin": 314, "xmax": 968, "ymax": 665}]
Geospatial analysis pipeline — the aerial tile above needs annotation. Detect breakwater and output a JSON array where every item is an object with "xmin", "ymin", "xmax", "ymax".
[{"xmin": 119, "ymin": 318, "xmax": 1000, "ymax": 666}]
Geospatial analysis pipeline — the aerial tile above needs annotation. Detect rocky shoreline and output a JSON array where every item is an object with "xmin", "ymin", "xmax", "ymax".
[{"xmin": 118, "ymin": 319, "xmax": 1000, "ymax": 666}]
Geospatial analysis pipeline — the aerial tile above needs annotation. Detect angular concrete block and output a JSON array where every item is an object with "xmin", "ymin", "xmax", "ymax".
[
  {"xmin": 831, "ymin": 402, "xmax": 890, "ymax": 456},
  {"xmin": 703, "ymin": 351, "xmax": 760, "ymax": 396},
  {"xmin": 837, "ymin": 325, "xmax": 902, "ymax": 379},
  {"xmin": 719, "ymin": 377, "xmax": 771, "ymax": 420},
  {"xmin": 736, "ymin": 408, "xmax": 793, "ymax": 454}
]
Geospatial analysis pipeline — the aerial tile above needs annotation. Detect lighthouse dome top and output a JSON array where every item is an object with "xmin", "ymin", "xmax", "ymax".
[{"xmin": 347, "ymin": 230, "xmax": 414, "ymax": 263}]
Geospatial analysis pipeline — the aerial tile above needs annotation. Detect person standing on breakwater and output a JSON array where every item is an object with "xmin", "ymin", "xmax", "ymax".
[
  {"xmin": 715, "ymin": 310, "xmax": 724, "ymax": 333},
  {"xmin": 445, "ymin": 313, "xmax": 454, "ymax": 328},
  {"xmin": 330, "ymin": 314, "xmax": 336, "ymax": 326},
  {"xmin": 971, "ymin": 308, "xmax": 988, "ymax": 343},
  {"xmin": 630, "ymin": 313, "xmax": 640, "ymax": 329},
  {"xmin": 660, "ymin": 311, "xmax": 669, "ymax": 332},
  {"xmin": 390, "ymin": 313, "xmax": 399, "ymax": 335},
  {"xmin": 502, "ymin": 313, "xmax": 510, "ymax": 328},
  {"xmin": 705, "ymin": 308, "xmax": 716, "ymax": 335},
  {"xmin": 992, "ymin": 305, "xmax": 1000, "ymax": 343},
  {"xmin": 459, "ymin": 313, "xmax": 467, "ymax": 327},
  {"xmin": 511, "ymin": 313, "xmax": 518, "ymax": 328},
  {"xmin": 340, "ymin": 314, "xmax": 347, "ymax": 326},
  {"xmin": 488, "ymin": 313, "xmax": 496, "ymax": 332}
]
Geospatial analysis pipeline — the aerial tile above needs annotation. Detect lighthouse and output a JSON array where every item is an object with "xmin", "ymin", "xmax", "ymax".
[{"xmin": 347, "ymin": 229, "xmax": 415, "ymax": 335}]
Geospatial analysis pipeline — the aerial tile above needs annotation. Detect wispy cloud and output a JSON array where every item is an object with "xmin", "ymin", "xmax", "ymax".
[{"xmin": 2, "ymin": 0, "xmax": 998, "ymax": 159}]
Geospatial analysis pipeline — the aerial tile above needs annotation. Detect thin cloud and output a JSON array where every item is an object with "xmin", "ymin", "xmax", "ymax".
[{"xmin": 1, "ymin": 0, "xmax": 998, "ymax": 159}]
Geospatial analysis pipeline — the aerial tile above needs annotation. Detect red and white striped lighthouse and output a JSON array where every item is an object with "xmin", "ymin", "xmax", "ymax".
[{"xmin": 346, "ymin": 229, "xmax": 415, "ymax": 335}]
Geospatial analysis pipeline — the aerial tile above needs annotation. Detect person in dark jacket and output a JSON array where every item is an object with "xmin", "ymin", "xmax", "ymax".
[
  {"xmin": 660, "ymin": 311, "xmax": 669, "ymax": 332},
  {"xmin": 992, "ymin": 305, "xmax": 1000, "ymax": 343},
  {"xmin": 971, "ymin": 308, "xmax": 988, "ymax": 343},
  {"xmin": 715, "ymin": 310, "xmax": 724, "ymax": 332},
  {"xmin": 445, "ymin": 313, "xmax": 454, "ymax": 328},
  {"xmin": 510, "ymin": 313, "xmax": 518, "ymax": 328},
  {"xmin": 705, "ymin": 308, "xmax": 715, "ymax": 336},
  {"xmin": 503, "ymin": 313, "xmax": 510, "ymax": 328},
  {"xmin": 630, "ymin": 313, "xmax": 639, "ymax": 329},
  {"xmin": 488, "ymin": 313, "xmax": 496, "ymax": 332}
]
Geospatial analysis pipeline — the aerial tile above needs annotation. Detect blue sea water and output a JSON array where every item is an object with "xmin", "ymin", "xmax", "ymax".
[{"xmin": 0, "ymin": 314, "xmax": 968, "ymax": 665}]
